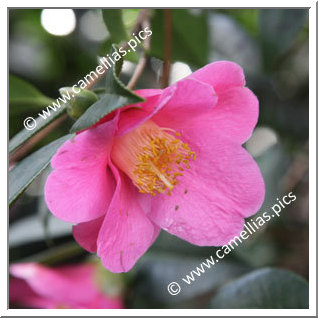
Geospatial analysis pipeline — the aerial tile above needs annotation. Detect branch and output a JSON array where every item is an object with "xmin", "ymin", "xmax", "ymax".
[
  {"xmin": 127, "ymin": 17, "xmax": 151, "ymax": 89},
  {"xmin": 162, "ymin": 9, "xmax": 172, "ymax": 88},
  {"xmin": 9, "ymin": 114, "xmax": 68, "ymax": 164}
]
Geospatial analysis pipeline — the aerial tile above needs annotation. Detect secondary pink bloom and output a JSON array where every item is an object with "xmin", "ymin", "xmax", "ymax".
[
  {"xmin": 9, "ymin": 263, "xmax": 123, "ymax": 309},
  {"xmin": 45, "ymin": 61, "xmax": 265, "ymax": 273}
]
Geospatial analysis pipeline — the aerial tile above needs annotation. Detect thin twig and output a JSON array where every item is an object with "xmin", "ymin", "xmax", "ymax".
[
  {"xmin": 279, "ymin": 143, "xmax": 309, "ymax": 192},
  {"xmin": 9, "ymin": 114, "xmax": 68, "ymax": 164},
  {"xmin": 127, "ymin": 55, "xmax": 147, "ymax": 90},
  {"xmin": 127, "ymin": 17, "xmax": 151, "ymax": 89},
  {"xmin": 162, "ymin": 9, "xmax": 172, "ymax": 88}
]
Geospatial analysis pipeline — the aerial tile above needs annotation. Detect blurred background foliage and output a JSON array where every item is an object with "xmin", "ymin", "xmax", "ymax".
[{"xmin": 9, "ymin": 8, "xmax": 309, "ymax": 309}]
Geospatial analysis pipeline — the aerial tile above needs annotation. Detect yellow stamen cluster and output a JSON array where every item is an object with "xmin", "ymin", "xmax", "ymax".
[{"xmin": 111, "ymin": 120, "xmax": 196, "ymax": 196}]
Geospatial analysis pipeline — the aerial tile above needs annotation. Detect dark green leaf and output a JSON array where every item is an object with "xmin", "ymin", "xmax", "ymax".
[
  {"xmin": 102, "ymin": 9, "xmax": 128, "ymax": 43},
  {"xmin": 9, "ymin": 104, "xmax": 67, "ymax": 154},
  {"xmin": 99, "ymin": 9, "xmax": 140, "ymax": 62},
  {"xmin": 70, "ymin": 45, "xmax": 144, "ymax": 133},
  {"xmin": 259, "ymin": 9, "xmax": 308, "ymax": 69},
  {"xmin": 210, "ymin": 268, "xmax": 309, "ymax": 309},
  {"xmin": 98, "ymin": 36, "xmax": 138, "ymax": 63},
  {"xmin": 59, "ymin": 87, "xmax": 98, "ymax": 119},
  {"xmin": 151, "ymin": 9, "xmax": 208, "ymax": 67},
  {"xmin": 131, "ymin": 252, "xmax": 250, "ymax": 307},
  {"xmin": 9, "ymin": 74, "xmax": 54, "ymax": 115},
  {"xmin": 9, "ymin": 134, "xmax": 73, "ymax": 206}
]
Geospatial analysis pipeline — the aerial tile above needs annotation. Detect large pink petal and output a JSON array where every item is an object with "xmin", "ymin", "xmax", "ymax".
[
  {"xmin": 148, "ymin": 132, "xmax": 265, "ymax": 246},
  {"xmin": 45, "ymin": 116, "xmax": 118, "ymax": 223},
  {"xmin": 97, "ymin": 163, "xmax": 160, "ymax": 273},
  {"xmin": 152, "ymin": 86, "xmax": 258, "ymax": 145},
  {"xmin": 205, "ymin": 86, "xmax": 259, "ymax": 144},
  {"xmin": 117, "ymin": 78, "xmax": 217, "ymax": 136},
  {"xmin": 72, "ymin": 216, "xmax": 104, "ymax": 252},
  {"xmin": 189, "ymin": 60, "xmax": 245, "ymax": 93}
]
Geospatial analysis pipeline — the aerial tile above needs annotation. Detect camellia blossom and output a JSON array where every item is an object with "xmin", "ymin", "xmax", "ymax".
[
  {"xmin": 9, "ymin": 263, "xmax": 123, "ymax": 309},
  {"xmin": 45, "ymin": 61, "xmax": 265, "ymax": 273}
]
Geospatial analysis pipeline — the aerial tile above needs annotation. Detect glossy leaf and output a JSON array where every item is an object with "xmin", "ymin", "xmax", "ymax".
[
  {"xmin": 9, "ymin": 105, "xmax": 67, "ymax": 154},
  {"xmin": 102, "ymin": 9, "xmax": 128, "ymax": 43},
  {"xmin": 150, "ymin": 9, "xmax": 208, "ymax": 67},
  {"xmin": 70, "ymin": 45, "xmax": 144, "ymax": 133},
  {"xmin": 9, "ymin": 74, "xmax": 54, "ymax": 115},
  {"xmin": 9, "ymin": 134, "xmax": 73, "ymax": 206},
  {"xmin": 100, "ymin": 9, "xmax": 139, "ymax": 62},
  {"xmin": 131, "ymin": 253, "xmax": 250, "ymax": 306},
  {"xmin": 210, "ymin": 268, "xmax": 309, "ymax": 309}
]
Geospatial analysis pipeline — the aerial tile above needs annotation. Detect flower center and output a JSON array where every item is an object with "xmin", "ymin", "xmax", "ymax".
[{"xmin": 111, "ymin": 120, "xmax": 196, "ymax": 196}]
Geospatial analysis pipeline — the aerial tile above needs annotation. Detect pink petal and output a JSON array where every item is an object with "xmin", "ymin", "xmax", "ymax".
[
  {"xmin": 10, "ymin": 278, "xmax": 56, "ymax": 309},
  {"xmin": 72, "ymin": 216, "xmax": 104, "ymax": 252},
  {"xmin": 189, "ymin": 60, "xmax": 245, "ymax": 93},
  {"xmin": 206, "ymin": 86, "xmax": 259, "ymax": 144},
  {"xmin": 10, "ymin": 263, "xmax": 93, "ymax": 306},
  {"xmin": 148, "ymin": 132, "xmax": 264, "ymax": 246},
  {"xmin": 10, "ymin": 263, "xmax": 122, "ymax": 309},
  {"xmin": 117, "ymin": 78, "xmax": 217, "ymax": 137},
  {"xmin": 152, "ymin": 78, "xmax": 218, "ymax": 128},
  {"xmin": 134, "ymin": 88, "xmax": 162, "ymax": 98},
  {"xmin": 45, "ymin": 116, "xmax": 118, "ymax": 223},
  {"xmin": 116, "ymin": 87, "xmax": 175, "ymax": 136},
  {"xmin": 155, "ymin": 86, "xmax": 259, "ymax": 145},
  {"xmin": 97, "ymin": 162, "xmax": 160, "ymax": 273}
]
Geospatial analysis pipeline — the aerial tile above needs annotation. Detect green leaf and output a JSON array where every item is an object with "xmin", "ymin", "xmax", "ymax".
[
  {"xmin": 131, "ymin": 253, "xmax": 250, "ymax": 307},
  {"xmin": 98, "ymin": 38, "xmax": 138, "ymax": 63},
  {"xmin": 259, "ymin": 9, "xmax": 308, "ymax": 69},
  {"xmin": 221, "ymin": 9, "xmax": 259, "ymax": 37},
  {"xmin": 102, "ymin": 9, "xmax": 128, "ymax": 43},
  {"xmin": 150, "ymin": 9, "xmax": 208, "ymax": 67},
  {"xmin": 70, "ymin": 45, "xmax": 144, "ymax": 133},
  {"xmin": 59, "ymin": 87, "xmax": 98, "ymax": 119},
  {"xmin": 9, "ymin": 103, "xmax": 67, "ymax": 154},
  {"xmin": 99, "ymin": 9, "xmax": 139, "ymax": 63},
  {"xmin": 9, "ymin": 134, "xmax": 73, "ymax": 206},
  {"xmin": 122, "ymin": 9, "xmax": 140, "ymax": 30},
  {"xmin": 9, "ymin": 75, "xmax": 54, "ymax": 115},
  {"xmin": 209, "ymin": 268, "xmax": 309, "ymax": 309}
]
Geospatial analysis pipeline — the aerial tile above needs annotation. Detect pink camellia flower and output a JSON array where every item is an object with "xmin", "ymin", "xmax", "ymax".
[
  {"xmin": 45, "ymin": 61, "xmax": 265, "ymax": 273},
  {"xmin": 9, "ymin": 263, "xmax": 123, "ymax": 309}
]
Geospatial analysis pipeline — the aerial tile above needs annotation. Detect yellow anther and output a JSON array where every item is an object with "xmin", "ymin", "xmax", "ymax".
[{"xmin": 111, "ymin": 120, "xmax": 196, "ymax": 196}]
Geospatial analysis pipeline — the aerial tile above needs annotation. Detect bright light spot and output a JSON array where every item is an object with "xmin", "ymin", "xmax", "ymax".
[
  {"xmin": 246, "ymin": 127, "xmax": 278, "ymax": 157},
  {"xmin": 41, "ymin": 9, "xmax": 76, "ymax": 36},
  {"xmin": 121, "ymin": 60, "xmax": 135, "ymax": 74},
  {"xmin": 170, "ymin": 62, "xmax": 192, "ymax": 84}
]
